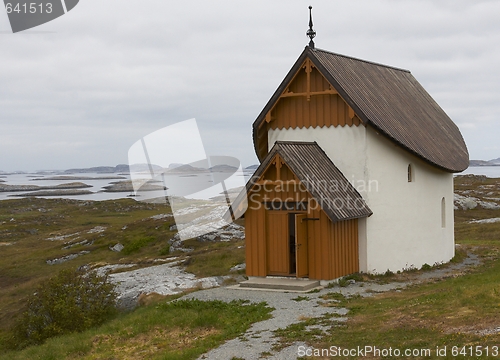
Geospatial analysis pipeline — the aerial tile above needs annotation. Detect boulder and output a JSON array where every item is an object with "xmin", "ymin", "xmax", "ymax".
[{"xmin": 110, "ymin": 243, "xmax": 124, "ymax": 252}]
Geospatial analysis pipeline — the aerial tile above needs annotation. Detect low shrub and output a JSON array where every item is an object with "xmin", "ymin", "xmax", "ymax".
[
  {"xmin": 159, "ymin": 244, "xmax": 170, "ymax": 256},
  {"xmin": 12, "ymin": 268, "xmax": 117, "ymax": 349},
  {"xmin": 421, "ymin": 263, "xmax": 432, "ymax": 271},
  {"xmin": 337, "ymin": 277, "xmax": 350, "ymax": 287},
  {"xmin": 383, "ymin": 269, "xmax": 395, "ymax": 277},
  {"xmin": 344, "ymin": 272, "xmax": 364, "ymax": 282},
  {"xmin": 122, "ymin": 236, "xmax": 156, "ymax": 255}
]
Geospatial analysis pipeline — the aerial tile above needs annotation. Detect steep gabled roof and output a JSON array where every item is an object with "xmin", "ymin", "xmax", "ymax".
[
  {"xmin": 245, "ymin": 141, "xmax": 372, "ymax": 222},
  {"xmin": 253, "ymin": 46, "xmax": 469, "ymax": 173}
]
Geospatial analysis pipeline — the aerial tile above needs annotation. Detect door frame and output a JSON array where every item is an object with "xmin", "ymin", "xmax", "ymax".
[
  {"xmin": 295, "ymin": 213, "xmax": 309, "ymax": 278},
  {"xmin": 265, "ymin": 209, "xmax": 308, "ymax": 278}
]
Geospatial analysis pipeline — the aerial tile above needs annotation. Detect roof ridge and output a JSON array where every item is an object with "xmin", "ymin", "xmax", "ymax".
[
  {"xmin": 311, "ymin": 47, "xmax": 411, "ymax": 73},
  {"xmin": 275, "ymin": 140, "xmax": 317, "ymax": 145}
]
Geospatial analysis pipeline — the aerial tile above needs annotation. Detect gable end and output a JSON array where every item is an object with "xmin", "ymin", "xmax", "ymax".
[{"xmin": 253, "ymin": 46, "xmax": 469, "ymax": 173}]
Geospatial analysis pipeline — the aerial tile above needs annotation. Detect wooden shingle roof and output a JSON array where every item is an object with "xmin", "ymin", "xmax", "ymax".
[
  {"xmin": 248, "ymin": 141, "xmax": 372, "ymax": 222},
  {"xmin": 253, "ymin": 46, "xmax": 469, "ymax": 173}
]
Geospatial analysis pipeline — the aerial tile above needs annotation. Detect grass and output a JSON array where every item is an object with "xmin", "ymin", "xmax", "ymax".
[
  {"xmin": 309, "ymin": 254, "xmax": 500, "ymax": 355},
  {"xmin": 273, "ymin": 175, "xmax": 500, "ymax": 356},
  {"xmin": 0, "ymin": 197, "xmax": 247, "ymax": 352},
  {"xmin": 3, "ymin": 174, "xmax": 500, "ymax": 358},
  {"xmin": 454, "ymin": 174, "xmax": 500, "ymax": 246},
  {"xmin": 276, "ymin": 252, "xmax": 500, "ymax": 356},
  {"xmin": 122, "ymin": 235, "xmax": 158, "ymax": 255},
  {"xmin": 1, "ymin": 299, "xmax": 273, "ymax": 360},
  {"xmin": 181, "ymin": 238, "xmax": 246, "ymax": 277},
  {"xmin": 0, "ymin": 197, "xmax": 176, "ymax": 340}
]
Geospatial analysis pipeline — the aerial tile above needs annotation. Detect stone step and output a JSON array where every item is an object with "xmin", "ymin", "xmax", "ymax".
[{"xmin": 239, "ymin": 277, "xmax": 321, "ymax": 292}]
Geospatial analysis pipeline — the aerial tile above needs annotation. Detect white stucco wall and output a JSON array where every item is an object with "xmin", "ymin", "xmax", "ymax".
[
  {"xmin": 268, "ymin": 126, "xmax": 368, "ymax": 194},
  {"xmin": 363, "ymin": 127, "xmax": 455, "ymax": 272},
  {"xmin": 268, "ymin": 125, "xmax": 455, "ymax": 274}
]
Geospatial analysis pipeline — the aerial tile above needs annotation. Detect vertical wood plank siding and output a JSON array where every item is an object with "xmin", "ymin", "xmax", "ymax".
[
  {"xmin": 245, "ymin": 157, "xmax": 360, "ymax": 280},
  {"xmin": 305, "ymin": 208, "xmax": 359, "ymax": 280},
  {"xmin": 268, "ymin": 65, "xmax": 361, "ymax": 131},
  {"xmin": 245, "ymin": 206, "xmax": 266, "ymax": 276},
  {"xmin": 266, "ymin": 212, "xmax": 289, "ymax": 275}
]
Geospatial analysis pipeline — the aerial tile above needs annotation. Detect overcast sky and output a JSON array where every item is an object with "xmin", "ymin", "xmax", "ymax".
[{"xmin": 1, "ymin": 0, "xmax": 499, "ymax": 172}]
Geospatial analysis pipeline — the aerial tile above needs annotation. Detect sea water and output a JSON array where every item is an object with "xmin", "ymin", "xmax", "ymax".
[
  {"xmin": 0, "ymin": 172, "xmax": 131, "ymax": 201},
  {"xmin": 0, "ymin": 170, "xmax": 255, "ymax": 201},
  {"xmin": 458, "ymin": 166, "xmax": 500, "ymax": 178}
]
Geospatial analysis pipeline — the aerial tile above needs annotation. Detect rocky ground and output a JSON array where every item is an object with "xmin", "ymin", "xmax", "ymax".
[
  {"xmin": 40, "ymin": 218, "xmax": 246, "ymax": 309},
  {"xmin": 1, "ymin": 174, "xmax": 498, "ymax": 357},
  {"xmin": 35, "ymin": 174, "xmax": 491, "ymax": 312},
  {"xmin": 454, "ymin": 174, "xmax": 500, "ymax": 210},
  {"xmin": 96, "ymin": 260, "xmax": 233, "ymax": 309},
  {"xmin": 169, "ymin": 204, "xmax": 244, "ymax": 251}
]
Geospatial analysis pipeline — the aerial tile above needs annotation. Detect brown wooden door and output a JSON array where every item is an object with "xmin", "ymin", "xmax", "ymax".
[
  {"xmin": 266, "ymin": 212, "xmax": 289, "ymax": 275},
  {"xmin": 295, "ymin": 214, "xmax": 309, "ymax": 278}
]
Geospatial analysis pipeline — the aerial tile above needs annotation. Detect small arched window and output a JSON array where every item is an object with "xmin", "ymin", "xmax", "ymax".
[
  {"xmin": 407, "ymin": 164, "xmax": 413, "ymax": 182},
  {"xmin": 441, "ymin": 197, "xmax": 446, "ymax": 228}
]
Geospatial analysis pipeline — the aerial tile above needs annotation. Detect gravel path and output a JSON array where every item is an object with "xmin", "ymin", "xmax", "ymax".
[
  {"xmin": 180, "ymin": 250, "xmax": 481, "ymax": 360},
  {"xmin": 182, "ymin": 282, "xmax": 412, "ymax": 359},
  {"xmin": 182, "ymin": 287, "xmax": 350, "ymax": 360}
]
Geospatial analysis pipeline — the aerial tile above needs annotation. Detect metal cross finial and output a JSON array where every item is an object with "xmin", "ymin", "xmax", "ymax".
[{"xmin": 306, "ymin": 5, "xmax": 316, "ymax": 49}]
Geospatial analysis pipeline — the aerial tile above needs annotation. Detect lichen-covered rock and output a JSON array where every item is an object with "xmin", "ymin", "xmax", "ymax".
[
  {"xmin": 454, "ymin": 193, "xmax": 500, "ymax": 210},
  {"xmin": 46, "ymin": 251, "xmax": 90, "ymax": 265},
  {"xmin": 98, "ymin": 261, "xmax": 226, "ymax": 309},
  {"xmin": 230, "ymin": 263, "xmax": 246, "ymax": 272},
  {"xmin": 109, "ymin": 243, "xmax": 124, "ymax": 252}
]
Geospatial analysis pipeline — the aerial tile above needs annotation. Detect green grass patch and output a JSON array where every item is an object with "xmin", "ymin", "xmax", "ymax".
[
  {"xmin": 2, "ymin": 299, "xmax": 272, "ymax": 360},
  {"xmin": 122, "ymin": 236, "xmax": 158, "ymax": 255},
  {"xmin": 159, "ymin": 244, "xmax": 171, "ymax": 256},
  {"xmin": 320, "ymin": 292, "xmax": 347, "ymax": 302},
  {"xmin": 182, "ymin": 240, "xmax": 246, "ymax": 278},
  {"xmin": 451, "ymin": 245, "xmax": 468, "ymax": 264},
  {"xmin": 420, "ymin": 263, "xmax": 432, "ymax": 271},
  {"xmin": 312, "ymin": 258, "xmax": 500, "ymax": 353},
  {"xmin": 277, "ymin": 256, "xmax": 500, "ymax": 354}
]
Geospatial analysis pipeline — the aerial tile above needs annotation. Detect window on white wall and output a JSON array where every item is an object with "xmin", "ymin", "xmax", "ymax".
[
  {"xmin": 408, "ymin": 164, "xmax": 413, "ymax": 182},
  {"xmin": 441, "ymin": 197, "xmax": 446, "ymax": 228}
]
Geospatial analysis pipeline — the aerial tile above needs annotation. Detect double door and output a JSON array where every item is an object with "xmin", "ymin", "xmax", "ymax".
[{"xmin": 266, "ymin": 212, "xmax": 308, "ymax": 277}]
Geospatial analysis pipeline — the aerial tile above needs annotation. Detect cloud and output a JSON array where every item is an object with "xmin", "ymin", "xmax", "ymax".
[
  {"xmin": 458, "ymin": 123, "xmax": 477, "ymax": 129},
  {"xmin": 0, "ymin": 0, "xmax": 500, "ymax": 171}
]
